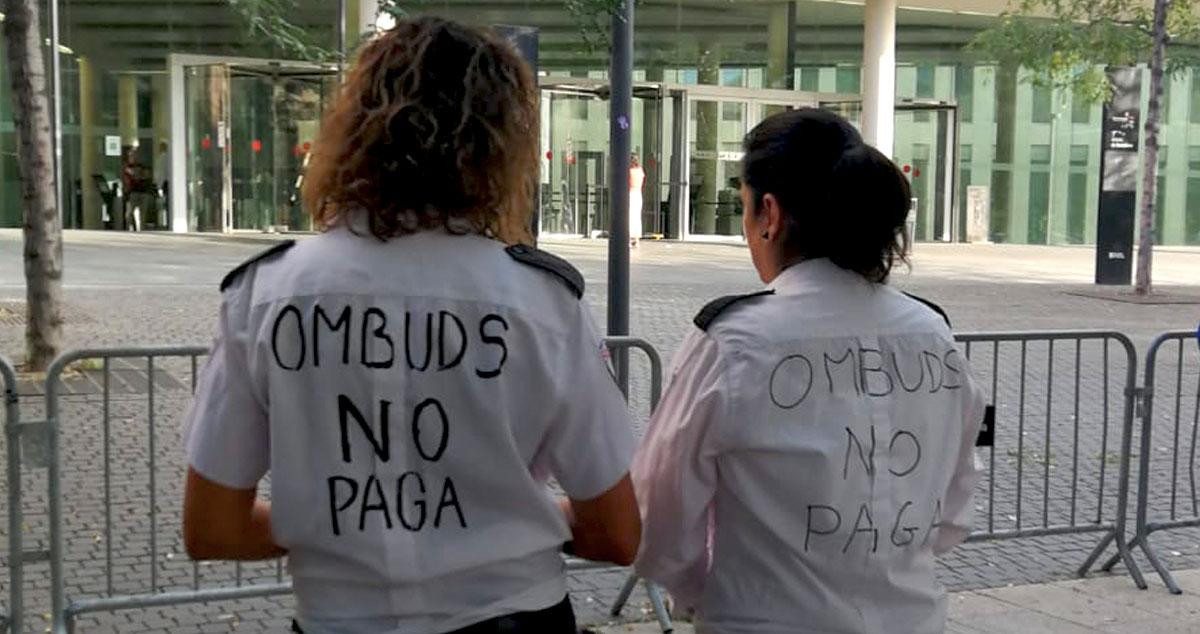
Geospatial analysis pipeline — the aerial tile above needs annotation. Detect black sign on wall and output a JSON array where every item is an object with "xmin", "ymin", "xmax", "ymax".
[{"xmin": 1095, "ymin": 67, "xmax": 1141, "ymax": 285}]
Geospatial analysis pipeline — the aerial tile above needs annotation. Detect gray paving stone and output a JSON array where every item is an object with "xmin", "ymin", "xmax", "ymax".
[{"xmin": 1, "ymin": 232, "xmax": 1199, "ymax": 631}]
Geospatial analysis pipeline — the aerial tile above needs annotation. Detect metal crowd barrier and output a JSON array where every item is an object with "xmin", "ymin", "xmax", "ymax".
[
  {"xmin": 955, "ymin": 332, "xmax": 1144, "ymax": 588},
  {"xmin": 44, "ymin": 347, "xmax": 290, "ymax": 634},
  {"xmin": 1109, "ymin": 330, "xmax": 1200, "ymax": 594},
  {"xmin": 1, "ymin": 354, "xmax": 18, "ymax": 633},
  {"xmin": 571, "ymin": 336, "xmax": 672, "ymax": 632},
  {"xmin": 13, "ymin": 330, "xmax": 1188, "ymax": 629},
  {"xmin": 35, "ymin": 338, "xmax": 671, "ymax": 633}
]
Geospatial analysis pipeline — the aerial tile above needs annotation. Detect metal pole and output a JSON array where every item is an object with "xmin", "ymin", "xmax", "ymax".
[
  {"xmin": 607, "ymin": 0, "xmax": 633, "ymax": 393},
  {"xmin": 49, "ymin": 0, "xmax": 63, "ymax": 224},
  {"xmin": 4, "ymin": 357, "xmax": 23, "ymax": 633},
  {"xmin": 337, "ymin": 0, "xmax": 348, "ymax": 81}
]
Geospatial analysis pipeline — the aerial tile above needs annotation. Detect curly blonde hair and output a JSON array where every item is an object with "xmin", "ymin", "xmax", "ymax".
[{"xmin": 303, "ymin": 17, "xmax": 539, "ymax": 244}]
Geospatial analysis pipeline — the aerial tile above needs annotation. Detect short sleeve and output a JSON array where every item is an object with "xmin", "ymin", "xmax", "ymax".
[
  {"xmin": 933, "ymin": 359, "xmax": 987, "ymax": 555},
  {"xmin": 184, "ymin": 294, "xmax": 269, "ymax": 490},
  {"xmin": 539, "ymin": 304, "xmax": 637, "ymax": 500},
  {"xmin": 632, "ymin": 329, "xmax": 725, "ymax": 608}
]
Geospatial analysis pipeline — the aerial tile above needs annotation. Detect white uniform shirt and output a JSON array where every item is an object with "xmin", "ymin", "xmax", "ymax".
[
  {"xmin": 633, "ymin": 258, "xmax": 985, "ymax": 634},
  {"xmin": 185, "ymin": 227, "xmax": 636, "ymax": 634}
]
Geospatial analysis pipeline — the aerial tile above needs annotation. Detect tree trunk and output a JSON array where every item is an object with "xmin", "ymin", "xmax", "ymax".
[
  {"xmin": 3, "ymin": 0, "xmax": 64, "ymax": 370},
  {"xmin": 1136, "ymin": 0, "xmax": 1170, "ymax": 295}
]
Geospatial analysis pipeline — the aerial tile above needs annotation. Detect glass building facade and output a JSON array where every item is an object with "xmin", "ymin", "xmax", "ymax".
[{"xmin": 1, "ymin": 0, "xmax": 1198, "ymax": 245}]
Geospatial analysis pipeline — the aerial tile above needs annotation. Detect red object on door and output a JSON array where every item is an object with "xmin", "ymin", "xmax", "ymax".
[
  {"xmin": 902, "ymin": 164, "xmax": 911, "ymax": 173},
  {"xmin": 252, "ymin": 140, "xmax": 263, "ymax": 153},
  {"xmin": 302, "ymin": 142, "xmax": 312, "ymax": 152},
  {"xmin": 913, "ymin": 168, "xmax": 921, "ymax": 178},
  {"xmin": 545, "ymin": 151, "xmax": 553, "ymax": 160},
  {"xmin": 201, "ymin": 135, "xmax": 212, "ymax": 151}
]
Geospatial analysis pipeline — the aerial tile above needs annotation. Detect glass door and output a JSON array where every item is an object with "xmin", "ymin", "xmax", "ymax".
[
  {"xmin": 229, "ymin": 67, "xmax": 336, "ymax": 232},
  {"xmin": 688, "ymin": 97, "xmax": 749, "ymax": 238},
  {"xmin": 184, "ymin": 63, "xmax": 231, "ymax": 232},
  {"xmin": 894, "ymin": 104, "xmax": 957, "ymax": 242},
  {"xmin": 538, "ymin": 80, "xmax": 665, "ymax": 238},
  {"xmin": 179, "ymin": 57, "xmax": 335, "ymax": 233},
  {"xmin": 675, "ymin": 89, "xmax": 824, "ymax": 240},
  {"xmin": 543, "ymin": 87, "xmax": 606, "ymax": 236}
]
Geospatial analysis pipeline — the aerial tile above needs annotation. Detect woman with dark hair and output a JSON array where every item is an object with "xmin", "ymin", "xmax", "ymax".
[
  {"xmin": 632, "ymin": 108, "xmax": 984, "ymax": 633},
  {"xmin": 181, "ymin": 17, "xmax": 640, "ymax": 633}
]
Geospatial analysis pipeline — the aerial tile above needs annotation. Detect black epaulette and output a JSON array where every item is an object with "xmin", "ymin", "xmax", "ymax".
[
  {"xmin": 506, "ymin": 244, "xmax": 584, "ymax": 299},
  {"xmin": 902, "ymin": 292, "xmax": 951, "ymax": 328},
  {"xmin": 693, "ymin": 290, "xmax": 774, "ymax": 331},
  {"xmin": 220, "ymin": 240, "xmax": 296, "ymax": 292}
]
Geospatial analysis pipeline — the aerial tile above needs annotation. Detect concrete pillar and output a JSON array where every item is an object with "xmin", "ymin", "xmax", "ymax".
[
  {"xmin": 117, "ymin": 74, "xmax": 138, "ymax": 230},
  {"xmin": 766, "ymin": 2, "xmax": 796, "ymax": 90},
  {"xmin": 118, "ymin": 75, "xmax": 138, "ymax": 150},
  {"xmin": 992, "ymin": 63, "xmax": 1018, "ymax": 242},
  {"xmin": 151, "ymin": 75, "xmax": 170, "ymax": 229},
  {"xmin": 642, "ymin": 66, "xmax": 664, "ymax": 234},
  {"xmin": 1049, "ymin": 85, "xmax": 1072, "ymax": 244},
  {"xmin": 78, "ymin": 57, "xmax": 101, "ymax": 229},
  {"xmin": 694, "ymin": 44, "xmax": 720, "ymax": 235},
  {"xmin": 151, "ymin": 75, "xmax": 169, "ymax": 185},
  {"xmin": 346, "ymin": 0, "xmax": 381, "ymax": 47},
  {"xmin": 1161, "ymin": 71, "xmax": 1188, "ymax": 244},
  {"xmin": 861, "ymin": 0, "xmax": 896, "ymax": 157}
]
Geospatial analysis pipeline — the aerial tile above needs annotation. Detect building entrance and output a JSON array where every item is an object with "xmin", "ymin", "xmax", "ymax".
[
  {"xmin": 894, "ymin": 101, "xmax": 959, "ymax": 243},
  {"xmin": 538, "ymin": 78, "xmax": 872, "ymax": 241},
  {"xmin": 169, "ymin": 54, "xmax": 337, "ymax": 233},
  {"xmin": 539, "ymin": 80, "xmax": 665, "ymax": 238}
]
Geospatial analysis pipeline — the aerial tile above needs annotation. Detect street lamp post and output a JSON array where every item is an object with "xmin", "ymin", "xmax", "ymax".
[{"xmin": 607, "ymin": 0, "xmax": 634, "ymax": 394}]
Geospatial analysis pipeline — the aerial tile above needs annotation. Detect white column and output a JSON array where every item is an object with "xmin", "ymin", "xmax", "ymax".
[
  {"xmin": 861, "ymin": 0, "xmax": 897, "ymax": 157},
  {"xmin": 359, "ymin": 0, "xmax": 380, "ymax": 33},
  {"xmin": 78, "ymin": 57, "xmax": 101, "ymax": 228},
  {"xmin": 118, "ymin": 75, "xmax": 139, "ymax": 149},
  {"xmin": 169, "ymin": 55, "xmax": 189, "ymax": 232}
]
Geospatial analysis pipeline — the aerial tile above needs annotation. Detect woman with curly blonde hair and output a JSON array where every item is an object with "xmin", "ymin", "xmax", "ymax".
[{"xmin": 182, "ymin": 17, "xmax": 640, "ymax": 634}]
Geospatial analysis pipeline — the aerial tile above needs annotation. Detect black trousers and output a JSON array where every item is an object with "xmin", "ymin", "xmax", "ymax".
[{"xmin": 291, "ymin": 595, "xmax": 577, "ymax": 633}]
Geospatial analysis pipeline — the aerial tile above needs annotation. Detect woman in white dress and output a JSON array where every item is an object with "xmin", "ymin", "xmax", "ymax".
[{"xmin": 629, "ymin": 154, "xmax": 645, "ymax": 248}]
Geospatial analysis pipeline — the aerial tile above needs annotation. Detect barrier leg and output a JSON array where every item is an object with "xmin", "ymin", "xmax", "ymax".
[
  {"xmin": 1114, "ymin": 532, "xmax": 1147, "ymax": 590},
  {"xmin": 1083, "ymin": 529, "xmax": 1147, "ymax": 589},
  {"xmin": 1139, "ymin": 533, "xmax": 1183, "ymax": 595},
  {"xmin": 1078, "ymin": 529, "xmax": 1117, "ymax": 577},
  {"xmin": 1100, "ymin": 533, "xmax": 1139, "ymax": 573},
  {"xmin": 645, "ymin": 581, "xmax": 673, "ymax": 633},
  {"xmin": 609, "ymin": 572, "xmax": 639, "ymax": 617}
]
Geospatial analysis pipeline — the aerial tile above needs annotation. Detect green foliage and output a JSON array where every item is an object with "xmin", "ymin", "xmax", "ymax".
[
  {"xmin": 563, "ymin": 0, "xmax": 628, "ymax": 50},
  {"xmin": 227, "ymin": 0, "xmax": 338, "ymax": 62},
  {"xmin": 229, "ymin": 0, "xmax": 628, "ymax": 61},
  {"xmin": 971, "ymin": 0, "xmax": 1200, "ymax": 105}
]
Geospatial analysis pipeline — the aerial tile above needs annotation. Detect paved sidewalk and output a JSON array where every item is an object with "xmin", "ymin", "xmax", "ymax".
[
  {"xmin": 589, "ymin": 569, "xmax": 1200, "ymax": 633},
  {"xmin": 3, "ymin": 232, "xmax": 1200, "ymax": 631}
]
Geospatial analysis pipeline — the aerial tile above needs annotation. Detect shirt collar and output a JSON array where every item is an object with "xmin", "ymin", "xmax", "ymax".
[{"xmin": 767, "ymin": 258, "xmax": 870, "ymax": 294}]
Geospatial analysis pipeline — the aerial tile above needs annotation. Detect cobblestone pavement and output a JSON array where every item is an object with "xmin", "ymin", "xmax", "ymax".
[{"xmin": 1, "ymin": 230, "xmax": 1199, "ymax": 632}]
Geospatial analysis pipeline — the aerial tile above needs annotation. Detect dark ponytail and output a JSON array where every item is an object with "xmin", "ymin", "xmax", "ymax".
[{"xmin": 741, "ymin": 108, "xmax": 912, "ymax": 283}]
